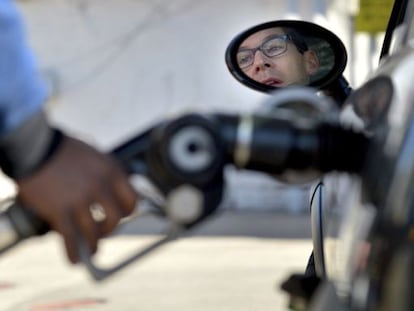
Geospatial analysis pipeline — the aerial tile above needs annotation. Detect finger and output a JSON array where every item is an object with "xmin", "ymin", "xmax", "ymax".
[
  {"xmin": 95, "ymin": 192, "xmax": 123, "ymax": 236},
  {"xmin": 52, "ymin": 210, "xmax": 79, "ymax": 264},
  {"xmin": 73, "ymin": 201, "xmax": 99, "ymax": 255},
  {"xmin": 112, "ymin": 171, "xmax": 138, "ymax": 217}
]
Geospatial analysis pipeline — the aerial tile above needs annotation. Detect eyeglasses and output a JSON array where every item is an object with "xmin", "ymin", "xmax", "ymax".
[{"xmin": 237, "ymin": 34, "xmax": 291, "ymax": 69}]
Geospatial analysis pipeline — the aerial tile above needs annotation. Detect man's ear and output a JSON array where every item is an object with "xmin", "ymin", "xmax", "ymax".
[{"xmin": 304, "ymin": 50, "xmax": 320, "ymax": 75}]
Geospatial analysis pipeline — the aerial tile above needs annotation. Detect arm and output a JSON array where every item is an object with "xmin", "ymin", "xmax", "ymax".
[
  {"xmin": 0, "ymin": 0, "xmax": 138, "ymax": 263},
  {"xmin": 0, "ymin": 0, "xmax": 52, "ymax": 178}
]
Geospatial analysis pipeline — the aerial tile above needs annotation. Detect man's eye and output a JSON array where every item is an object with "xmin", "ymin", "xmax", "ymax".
[
  {"xmin": 265, "ymin": 44, "xmax": 283, "ymax": 54},
  {"xmin": 263, "ymin": 38, "xmax": 285, "ymax": 55},
  {"xmin": 237, "ymin": 52, "xmax": 252, "ymax": 66}
]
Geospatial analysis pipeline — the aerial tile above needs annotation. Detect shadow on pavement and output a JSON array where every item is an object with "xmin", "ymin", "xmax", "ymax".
[{"xmin": 115, "ymin": 210, "xmax": 312, "ymax": 239}]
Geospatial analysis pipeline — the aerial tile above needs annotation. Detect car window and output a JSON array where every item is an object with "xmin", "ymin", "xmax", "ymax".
[
  {"xmin": 380, "ymin": 0, "xmax": 409, "ymax": 59},
  {"xmin": 406, "ymin": 2, "xmax": 414, "ymax": 46},
  {"xmin": 388, "ymin": 24, "xmax": 408, "ymax": 55}
]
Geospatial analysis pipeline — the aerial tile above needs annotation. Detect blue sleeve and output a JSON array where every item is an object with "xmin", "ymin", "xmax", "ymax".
[{"xmin": 0, "ymin": 0, "xmax": 48, "ymax": 136}]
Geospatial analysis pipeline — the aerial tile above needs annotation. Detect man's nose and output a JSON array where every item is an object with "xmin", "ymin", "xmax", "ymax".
[{"xmin": 253, "ymin": 51, "xmax": 271, "ymax": 72}]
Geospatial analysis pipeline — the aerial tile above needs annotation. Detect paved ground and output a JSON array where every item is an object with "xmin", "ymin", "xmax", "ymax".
[{"xmin": 0, "ymin": 211, "xmax": 312, "ymax": 311}]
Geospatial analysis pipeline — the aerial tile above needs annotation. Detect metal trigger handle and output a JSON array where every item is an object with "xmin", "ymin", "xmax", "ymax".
[{"xmin": 78, "ymin": 221, "xmax": 183, "ymax": 281}]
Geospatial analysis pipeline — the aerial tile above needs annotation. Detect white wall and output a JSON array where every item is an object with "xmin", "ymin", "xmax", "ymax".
[
  {"xmin": 13, "ymin": 0, "xmax": 366, "ymax": 211},
  {"xmin": 18, "ymin": 0, "xmax": 277, "ymax": 146}
]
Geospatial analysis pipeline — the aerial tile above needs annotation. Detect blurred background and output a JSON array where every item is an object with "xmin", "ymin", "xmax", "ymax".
[
  {"xmin": 5, "ymin": 0, "xmax": 390, "ymax": 213},
  {"xmin": 0, "ymin": 1, "xmax": 394, "ymax": 310}
]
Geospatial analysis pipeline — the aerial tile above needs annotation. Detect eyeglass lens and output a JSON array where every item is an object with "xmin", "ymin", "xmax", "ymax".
[{"xmin": 237, "ymin": 36, "xmax": 288, "ymax": 69}]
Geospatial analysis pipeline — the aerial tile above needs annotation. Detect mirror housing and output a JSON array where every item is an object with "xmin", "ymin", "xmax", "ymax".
[{"xmin": 225, "ymin": 20, "xmax": 348, "ymax": 98}]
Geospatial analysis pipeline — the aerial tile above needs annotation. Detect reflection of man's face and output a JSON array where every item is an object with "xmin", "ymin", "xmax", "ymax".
[{"xmin": 239, "ymin": 28, "xmax": 319, "ymax": 87}]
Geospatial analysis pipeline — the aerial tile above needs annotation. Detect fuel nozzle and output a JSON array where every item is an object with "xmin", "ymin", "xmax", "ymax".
[
  {"xmin": 145, "ymin": 113, "xmax": 226, "ymax": 228},
  {"xmin": 215, "ymin": 88, "xmax": 370, "ymax": 182},
  {"xmin": 225, "ymin": 114, "xmax": 368, "ymax": 179}
]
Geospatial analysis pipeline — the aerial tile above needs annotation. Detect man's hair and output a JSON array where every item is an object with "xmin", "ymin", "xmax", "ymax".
[{"xmin": 282, "ymin": 27, "xmax": 309, "ymax": 54}]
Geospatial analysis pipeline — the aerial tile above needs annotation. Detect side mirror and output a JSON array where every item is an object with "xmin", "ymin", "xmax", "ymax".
[{"xmin": 225, "ymin": 20, "xmax": 348, "ymax": 95}]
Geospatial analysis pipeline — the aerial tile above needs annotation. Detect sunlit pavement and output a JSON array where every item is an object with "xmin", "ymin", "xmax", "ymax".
[{"xmin": 0, "ymin": 211, "xmax": 312, "ymax": 311}]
